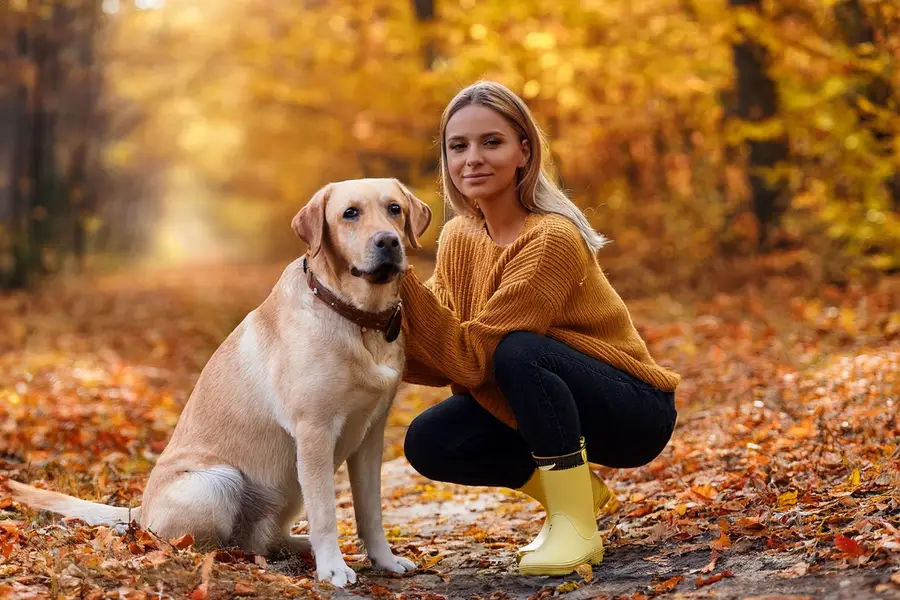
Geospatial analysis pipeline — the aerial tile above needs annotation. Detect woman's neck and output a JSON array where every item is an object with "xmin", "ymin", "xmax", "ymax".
[{"xmin": 478, "ymin": 190, "xmax": 530, "ymax": 246}]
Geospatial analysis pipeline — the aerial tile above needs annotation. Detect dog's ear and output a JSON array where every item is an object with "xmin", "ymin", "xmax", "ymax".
[
  {"xmin": 292, "ymin": 184, "xmax": 332, "ymax": 258},
  {"xmin": 394, "ymin": 179, "xmax": 432, "ymax": 249}
]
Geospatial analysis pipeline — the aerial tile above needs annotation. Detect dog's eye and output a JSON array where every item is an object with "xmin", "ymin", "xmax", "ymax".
[
  {"xmin": 388, "ymin": 203, "xmax": 402, "ymax": 216},
  {"xmin": 343, "ymin": 207, "xmax": 360, "ymax": 220}
]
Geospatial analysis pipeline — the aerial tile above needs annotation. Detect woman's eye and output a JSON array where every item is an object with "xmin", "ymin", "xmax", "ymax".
[
  {"xmin": 388, "ymin": 203, "xmax": 402, "ymax": 216},
  {"xmin": 449, "ymin": 143, "xmax": 465, "ymax": 151},
  {"xmin": 485, "ymin": 139, "xmax": 500, "ymax": 147},
  {"xmin": 343, "ymin": 207, "xmax": 360, "ymax": 220}
]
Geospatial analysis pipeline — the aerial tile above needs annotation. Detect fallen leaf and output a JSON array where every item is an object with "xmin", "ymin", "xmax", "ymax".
[
  {"xmin": 691, "ymin": 483, "xmax": 718, "ymax": 500},
  {"xmin": 710, "ymin": 531, "xmax": 732, "ymax": 549},
  {"xmin": 652, "ymin": 575, "xmax": 684, "ymax": 593},
  {"xmin": 190, "ymin": 551, "xmax": 215, "ymax": 600},
  {"xmin": 775, "ymin": 563, "xmax": 809, "ymax": 579},
  {"xmin": 234, "ymin": 581, "xmax": 253, "ymax": 596},
  {"xmin": 777, "ymin": 491, "xmax": 798, "ymax": 508},
  {"xmin": 848, "ymin": 468, "xmax": 861, "ymax": 487},
  {"xmin": 171, "ymin": 533, "xmax": 194, "ymax": 550},
  {"xmin": 695, "ymin": 570, "xmax": 734, "ymax": 588},
  {"xmin": 190, "ymin": 584, "xmax": 208, "ymax": 600},
  {"xmin": 575, "ymin": 562, "xmax": 593, "ymax": 583},
  {"xmin": 834, "ymin": 534, "xmax": 865, "ymax": 557},
  {"xmin": 556, "ymin": 580, "xmax": 581, "ymax": 593},
  {"xmin": 700, "ymin": 550, "xmax": 718, "ymax": 573},
  {"xmin": 641, "ymin": 522, "xmax": 672, "ymax": 545}
]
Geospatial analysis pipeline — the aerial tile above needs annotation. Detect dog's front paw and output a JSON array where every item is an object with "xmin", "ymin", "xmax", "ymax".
[
  {"xmin": 371, "ymin": 553, "xmax": 416, "ymax": 574},
  {"xmin": 316, "ymin": 559, "xmax": 357, "ymax": 588}
]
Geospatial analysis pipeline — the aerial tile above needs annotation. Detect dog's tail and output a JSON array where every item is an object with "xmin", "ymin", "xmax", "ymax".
[{"xmin": 6, "ymin": 480, "xmax": 141, "ymax": 526}]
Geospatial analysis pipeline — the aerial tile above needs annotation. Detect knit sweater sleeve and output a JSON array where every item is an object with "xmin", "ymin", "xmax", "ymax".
[
  {"xmin": 401, "ymin": 268, "xmax": 454, "ymax": 387},
  {"xmin": 399, "ymin": 223, "xmax": 589, "ymax": 390}
]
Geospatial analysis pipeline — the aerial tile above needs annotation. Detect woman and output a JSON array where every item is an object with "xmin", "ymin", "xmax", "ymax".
[{"xmin": 399, "ymin": 81, "xmax": 680, "ymax": 576}]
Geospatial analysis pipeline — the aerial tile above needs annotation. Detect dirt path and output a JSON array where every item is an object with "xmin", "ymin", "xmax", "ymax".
[
  {"xmin": 265, "ymin": 458, "xmax": 895, "ymax": 600},
  {"xmin": 0, "ymin": 263, "xmax": 897, "ymax": 599}
]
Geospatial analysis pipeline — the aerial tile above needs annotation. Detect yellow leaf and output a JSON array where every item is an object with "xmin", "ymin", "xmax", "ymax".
[
  {"xmin": 601, "ymin": 493, "xmax": 620, "ymax": 515},
  {"xmin": 674, "ymin": 503, "xmax": 688, "ymax": 516},
  {"xmin": 848, "ymin": 468, "xmax": 861, "ymax": 487},
  {"xmin": 556, "ymin": 580, "xmax": 581, "ymax": 593},
  {"xmin": 421, "ymin": 552, "xmax": 447, "ymax": 569},
  {"xmin": 575, "ymin": 562, "xmax": 593, "ymax": 583},
  {"xmin": 777, "ymin": 491, "xmax": 798, "ymax": 508}
]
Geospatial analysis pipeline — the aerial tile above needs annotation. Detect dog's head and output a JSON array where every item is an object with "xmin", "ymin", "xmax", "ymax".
[{"xmin": 292, "ymin": 178, "xmax": 432, "ymax": 285}]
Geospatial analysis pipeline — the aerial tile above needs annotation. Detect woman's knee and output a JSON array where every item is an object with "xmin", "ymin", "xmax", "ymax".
[
  {"xmin": 403, "ymin": 410, "xmax": 446, "ymax": 480},
  {"xmin": 493, "ymin": 331, "xmax": 543, "ymax": 383}
]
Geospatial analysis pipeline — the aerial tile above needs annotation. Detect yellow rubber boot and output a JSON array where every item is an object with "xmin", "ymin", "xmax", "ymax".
[
  {"xmin": 516, "ymin": 440, "xmax": 605, "ymax": 575},
  {"xmin": 515, "ymin": 464, "xmax": 611, "ymax": 557}
]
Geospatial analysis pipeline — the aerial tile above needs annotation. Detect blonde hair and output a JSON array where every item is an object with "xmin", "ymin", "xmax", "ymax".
[{"xmin": 439, "ymin": 80, "xmax": 608, "ymax": 253}]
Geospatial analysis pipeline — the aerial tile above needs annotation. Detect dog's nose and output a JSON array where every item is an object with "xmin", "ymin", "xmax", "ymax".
[
  {"xmin": 372, "ymin": 231, "xmax": 400, "ymax": 250},
  {"xmin": 371, "ymin": 231, "xmax": 403, "ymax": 264}
]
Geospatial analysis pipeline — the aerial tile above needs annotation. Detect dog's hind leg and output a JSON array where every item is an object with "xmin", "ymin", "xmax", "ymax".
[
  {"xmin": 231, "ymin": 481, "xmax": 301, "ymax": 556},
  {"xmin": 272, "ymin": 488, "xmax": 311, "ymax": 555},
  {"xmin": 144, "ymin": 466, "xmax": 244, "ymax": 550}
]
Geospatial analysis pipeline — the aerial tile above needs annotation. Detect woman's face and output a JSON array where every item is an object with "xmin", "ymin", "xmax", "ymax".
[{"xmin": 444, "ymin": 104, "xmax": 530, "ymax": 205}]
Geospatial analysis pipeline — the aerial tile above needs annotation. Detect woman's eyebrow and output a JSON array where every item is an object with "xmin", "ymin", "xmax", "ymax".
[{"xmin": 447, "ymin": 131, "xmax": 506, "ymax": 141}]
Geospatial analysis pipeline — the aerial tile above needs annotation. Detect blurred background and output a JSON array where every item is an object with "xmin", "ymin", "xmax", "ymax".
[{"xmin": 1, "ymin": 0, "xmax": 899, "ymax": 295}]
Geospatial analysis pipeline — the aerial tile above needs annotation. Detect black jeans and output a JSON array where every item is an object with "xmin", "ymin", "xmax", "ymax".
[{"xmin": 403, "ymin": 331, "xmax": 677, "ymax": 489}]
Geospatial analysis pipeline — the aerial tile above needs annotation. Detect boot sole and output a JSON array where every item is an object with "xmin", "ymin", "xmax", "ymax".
[{"xmin": 517, "ymin": 544, "xmax": 605, "ymax": 576}]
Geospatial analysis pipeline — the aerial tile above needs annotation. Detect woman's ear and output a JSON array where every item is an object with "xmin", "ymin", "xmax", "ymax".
[{"xmin": 519, "ymin": 138, "xmax": 531, "ymax": 168}]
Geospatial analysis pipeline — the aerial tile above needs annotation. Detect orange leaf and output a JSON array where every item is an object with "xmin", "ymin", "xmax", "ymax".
[
  {"xmin": 652, "ymin": 575, "xmax": 683, "ymax": 593},
  {"xmin": 834, "ymin": 534, "xmax": 865, "ymax": 557},
  {"xmin": 695, "ymin": 570, "xmax": 734, "ymax": 588},
  {"xmin": 234, "ymin": 581, "xmax": 253, "ymax": 596},
  {"xmin": 190, "ymin": 551, "xmax": 216, "ymax": 600},
  {"xmin": 691, "ymin": 484, "xmax": 718, "ymax": 500},
  {"xmin": 171, "ymin": 533, "xmax": 195, "ymax": 550},
  {"xmin": 710, "ymin": 531, "xmax": 732, "ymax": 550},
  {"xmin": 190, "ymin": 584, "xmax": 208, "ymax": 600},
  {"xmin": 701, "ymin": 550, "xmax": 718, "ymax": 573}
]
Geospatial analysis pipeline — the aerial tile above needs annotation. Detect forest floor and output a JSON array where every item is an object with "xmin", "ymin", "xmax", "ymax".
[{"xmin": 0, "ymin": 257, "xmax": 898, "ymax": 599}]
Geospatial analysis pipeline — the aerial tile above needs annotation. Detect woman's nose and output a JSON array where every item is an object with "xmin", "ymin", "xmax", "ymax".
[{"xmin": 466, "ymin": 148, "xmax": 483, "ymax": 165}]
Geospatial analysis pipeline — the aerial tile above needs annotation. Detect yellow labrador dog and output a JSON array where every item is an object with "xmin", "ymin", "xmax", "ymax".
[{"xmin": 8, "ymin": 178, "xmax": 431, "ymax": 588}]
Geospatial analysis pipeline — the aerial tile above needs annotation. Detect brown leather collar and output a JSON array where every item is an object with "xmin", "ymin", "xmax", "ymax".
[{"xmin": 302, "ymin": 256, "xmax": 402, "ymax": 342}]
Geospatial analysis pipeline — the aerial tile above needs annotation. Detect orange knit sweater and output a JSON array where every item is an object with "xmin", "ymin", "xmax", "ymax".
[{"xmin": 400, "ymin": 212, "xmax": 680, "ymax": 427}]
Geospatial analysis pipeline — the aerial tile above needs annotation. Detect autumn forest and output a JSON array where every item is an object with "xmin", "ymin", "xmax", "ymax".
[{"xmin": 0, "ymin": 0, "xmax": 898, "ymax": 598}]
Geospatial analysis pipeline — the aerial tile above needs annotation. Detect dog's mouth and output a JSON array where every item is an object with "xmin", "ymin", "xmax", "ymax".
[{"xmin": 350, "ymin": 263, "xmax": 401, "ymax": 285}]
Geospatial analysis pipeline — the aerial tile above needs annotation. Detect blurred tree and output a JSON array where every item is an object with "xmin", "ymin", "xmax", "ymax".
[
  {"xmin": 834, "ymin": 0, "xmax": 899, "ymax": 210},
  {"xmin": 1, "ymin": 0, "xmax": 105, "ymax": 289},
  {"xmin": 2, "ymin": 0, "xmax": 897, "ymax": 285},
  {"xmin": 728, "ymin": 0, "xmax": 790, "ymax": 248}
]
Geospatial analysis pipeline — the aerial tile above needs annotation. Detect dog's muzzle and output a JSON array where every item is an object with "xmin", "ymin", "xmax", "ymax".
[{"xmin": 351, "ymin": 232, "xmax": 405, "ymax": 284}]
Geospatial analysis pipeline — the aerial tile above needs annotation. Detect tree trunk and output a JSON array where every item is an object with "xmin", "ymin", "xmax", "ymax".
[
  {"xmin": 411, "ymin": 0, "xmax": 436, "ymax": 70},
  {"xmin": 729, "ymin": 0, "xmax": 790, "ymax": 248},
  {"xmin": 834, "ymin": 0, "xmax": 900, "ymax": 211}
]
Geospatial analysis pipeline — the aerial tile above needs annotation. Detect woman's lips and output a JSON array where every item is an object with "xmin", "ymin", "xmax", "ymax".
[{"xmin": 464, "ymin": 174, "xmax": 491, "ymax": 181}]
